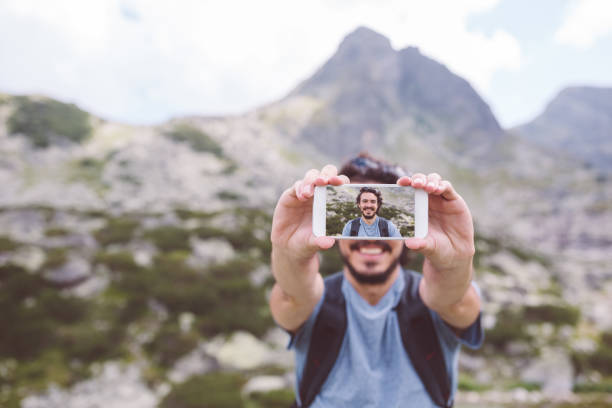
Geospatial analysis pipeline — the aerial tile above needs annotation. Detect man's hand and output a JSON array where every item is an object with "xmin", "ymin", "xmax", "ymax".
[
  {"xmin": 270, "ymin": 165, "xmax": 349, "ymax": 331},
  {"xmin": 398, "ymin": 173, "xmax": 480, "ymax": 329}
]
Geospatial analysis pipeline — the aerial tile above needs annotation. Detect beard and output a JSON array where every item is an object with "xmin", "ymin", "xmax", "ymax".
[
  {"xmin": 360, "ymin": 207, "xmax": 377, "ymax": 220},
  {"xmin": 340, "ymin": 241, "xmax": 399, "ymax": 285}
]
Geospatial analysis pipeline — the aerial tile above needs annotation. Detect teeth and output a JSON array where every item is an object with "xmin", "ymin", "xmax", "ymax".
[{"xmin": 360, "ymin": 247, "xmax": 382, "ymax": 255}]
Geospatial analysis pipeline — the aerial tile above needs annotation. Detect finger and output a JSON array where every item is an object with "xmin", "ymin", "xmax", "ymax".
[
  {"xmin": 293, "ymin": 180, "xmax": 307, "ymax": 201},
  {"xmin": 424, "ymin": 173, "xmax": 442, "ymax": 193},
  {"xmin": 311, "ymin": 235, "xmax": 335, "ymax": 250},
  {"xmin": 328, "ymin": 175, "xmax": 347, "ymax": 186},
  {"xmin": 410, "ymin": 173, "xmax": 427, "ymax": 189},
  {"xmin": 300, "ymin": 168, "xmax": 321, "ymax": 198},
  {"xmin": 437, "ymin": 180, "xmax": 460, "ymax": 200},
  {"xmin": 397, "ymin": 176, "xmax": 412, "ymax": 186},
  {"xmin": 320, "ymin": 164, "xmax": 338, "ymax": 178},
  {"xmin": 338, "ymin": 174, "xmax": 350, "ymax": 184},
  {"xmin": 404, "ymin": 236, "xmax": 436, "ymax": 257}
]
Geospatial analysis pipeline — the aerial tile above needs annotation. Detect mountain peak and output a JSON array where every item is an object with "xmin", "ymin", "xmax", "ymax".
[{"xmin": 337, "ymin": 26, "xmax": 393, "ymax": 55}]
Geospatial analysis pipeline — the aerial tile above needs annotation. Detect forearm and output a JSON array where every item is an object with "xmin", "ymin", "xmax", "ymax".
[
  {"xmin": 269, "ymin": 246, "xmax": 324, "ymax": 331},
  {"xmin": 271, "ymin": 246, "xmax": 321, "ymax": 300},
  {"xmin": 419, "ymin": 259, "xmax": 480, "ymax": 329}
]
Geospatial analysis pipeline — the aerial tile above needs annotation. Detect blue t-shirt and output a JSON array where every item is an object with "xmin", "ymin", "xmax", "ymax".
[
  {"xmin": 288, "ymin": 270, "xmax": 483, "ymax": 408},
  {"xmin": 341, "ymin": 217, "xmax": 402, "ymax": 237}
]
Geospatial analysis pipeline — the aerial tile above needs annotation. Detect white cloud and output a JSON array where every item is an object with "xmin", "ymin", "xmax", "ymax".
[
  {"xmin": 555, "ymin": 0, "xmax": 612, "ymax": 48},
  {"xmin": 0, "ymin": 0, "xmax": 522, "ymax": 124}
]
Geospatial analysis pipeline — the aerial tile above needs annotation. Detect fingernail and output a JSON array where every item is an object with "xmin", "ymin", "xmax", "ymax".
[{"xmin": 427, "ymin": 182, "xmax": 435, "ymax": 188}]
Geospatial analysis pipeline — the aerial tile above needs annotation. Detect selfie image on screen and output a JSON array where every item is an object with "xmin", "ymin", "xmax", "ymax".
[{"xmin": 326, "ymin": 185, "xmax": 415, "ymax": 238}]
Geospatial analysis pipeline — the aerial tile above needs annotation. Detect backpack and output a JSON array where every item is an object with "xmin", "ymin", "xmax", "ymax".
[
  {"xmin": 292, "ymin": 270, "xmax": 454, "ymax": 408},
  {"xmin": 350, "ymin": 217, "xmax": 389, "ymax": 237}
]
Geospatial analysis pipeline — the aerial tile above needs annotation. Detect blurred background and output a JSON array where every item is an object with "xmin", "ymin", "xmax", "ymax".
[{"xmin": 1, "ymin": 1, "xmax": 611, "ymax": 407}]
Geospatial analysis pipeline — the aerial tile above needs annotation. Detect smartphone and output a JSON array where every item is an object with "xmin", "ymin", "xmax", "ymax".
[{"xmin": 312, "ymin": 184, "xmax": 428, "ymax": 239}]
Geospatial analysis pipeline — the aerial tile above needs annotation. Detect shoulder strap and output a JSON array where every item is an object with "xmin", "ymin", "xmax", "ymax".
[
  {"xmin": 396, "ymin": 270, "xmax": 453, "ymax": 408},
  {"xmin": 350, "ymin": 218, "xmax": 360, "ymax": 236},
  {"xmin": 297, "ymin": 272, "xmax": 347, "ymax": 408},
  {"xmin": 378, "ymin": 217, "xmax": 389, "ymax": 237}
]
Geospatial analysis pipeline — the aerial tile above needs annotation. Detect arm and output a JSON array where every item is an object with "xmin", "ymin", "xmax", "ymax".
[
  {"xmin": 398, "ymin": 173, "xmax": 480, "ymax": 329},
  {"xmin": 269, "ymin": 165, "xmax": 349, "ymax": 332}
]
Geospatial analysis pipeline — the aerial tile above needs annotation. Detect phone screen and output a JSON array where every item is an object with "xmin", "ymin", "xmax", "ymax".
[{"xmin": 324, "ymin": 184, "xmax": 417, "ymax": 238}]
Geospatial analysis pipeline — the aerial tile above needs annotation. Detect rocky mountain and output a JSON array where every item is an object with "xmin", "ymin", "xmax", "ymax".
[
  {"xmin": 280, "ymin": 26, "xmax": 503, "ymax": 163},
  {"xmin": 1, "ymin": 27, "xmax": 612, "ymax": 408},
  {"xmin": 513, "ymin": 86, "xmax": 612, "ymax": 172}
]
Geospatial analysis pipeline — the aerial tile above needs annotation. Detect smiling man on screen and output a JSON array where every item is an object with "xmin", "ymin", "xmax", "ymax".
[
  {"xmin": 270, "ymin": 153, "xmax": 483, "ymax": 408},
  {"xmin": 341, "ymin": 186, "xmax": 402, "ymax": 238}
]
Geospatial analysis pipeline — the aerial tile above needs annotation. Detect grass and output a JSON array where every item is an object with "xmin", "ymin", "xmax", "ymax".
[
  {"xmin": 8, "ymin": 96, "xmax": 91, "ymax": 148},
  {"xmin": 164, "ymin": 124, "xmax": 224, "ymax": 157}
]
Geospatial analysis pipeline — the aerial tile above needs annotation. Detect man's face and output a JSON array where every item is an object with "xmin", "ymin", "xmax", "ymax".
[
  {"xmin": 358, "ymin": 192, "xmax": 378, "ymax": 220},
  {"xmin": 338, "ymin": 238, "xmax": 403, "ymax": 285}
]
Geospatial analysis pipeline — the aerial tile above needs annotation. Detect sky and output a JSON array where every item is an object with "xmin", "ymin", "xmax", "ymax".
[{"xmin": 0, "ymin": 0, "xmax": 611, "ymax": 128}]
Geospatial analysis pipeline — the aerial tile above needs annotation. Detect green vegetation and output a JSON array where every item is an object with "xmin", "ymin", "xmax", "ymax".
[
  {"xmin": 164, "ymin": 124, "xmax": 224, "ymax": 157},
  {"xmin": 249, "ymin": 388, "xmax": 296, "ymax": 408},
  {"xmin": 8, "ymin": 96, "xmax": 92, "ymax": 148},
  {"xmin": 143, "ymin": 225, "xmax": 192, "ymax": 252},
  {"xmin": 93, "ymin": 217, "xmax": 139, "ymax": 246},
  {"xmin": 65, "ymin": 158, "xmax": 109, "ymax": 194},
  {"xmin": 485, "ymin": 308, "xmax": 532, "ymax": 350},
  {"xmin": 45, "ymin": 227, "xmax": 71, "ymax": 237},
  {"xmin": 41, "ymin": 248, "xmax": 68, "ymax": 269},
  {"xmin": 217, "ymin": 190, "xmax": 246, "ymax": 201},
  {"xmin": 573, "ymin": 330, "xmax": 612, "ymax": 376},
  {"xmin": 524, "ymin": 304, "xmax": 580, "ymax": 327},
  {"xmin": 0, "ymin": 235, "xmax": 20, "ymax": 252},
  {"xmin": 458, "ymin": 374, "xmax": 492, "ymax": 392},
  {"xmin": 175, "ymin": 208, "xmax": 218, "ymax": 221},
  {"xmin": 574, "ymin": 378, "xmax": 612, "ymax": 393},
  {"xmin": 160, "ymin": 372, "xmax": 247, "ymax": 408},
  {"xmin": 144, "ymin": 320, "xmax": 199, "ymax": 368},
  {"xmin": 504, "ymin": 381, "xmax": 541, "ymax": 391}
]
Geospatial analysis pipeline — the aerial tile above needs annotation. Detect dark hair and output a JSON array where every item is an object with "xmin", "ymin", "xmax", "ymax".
[
  {"xmin": 339, "ymin": 152, "xmax": 408, "ymax": 183},
  {"xmin": 356, "ymin": 187, "xmax": 382, "ymax": 214}
]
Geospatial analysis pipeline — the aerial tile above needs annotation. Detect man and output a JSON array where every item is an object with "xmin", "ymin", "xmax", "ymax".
[
  {"xmin": 341, "ymin": 186, "xmax": 402, "ymax": 237},
  {"xmin": 270, "ymin": 154, "xmax": 483, "ymax": 407}
]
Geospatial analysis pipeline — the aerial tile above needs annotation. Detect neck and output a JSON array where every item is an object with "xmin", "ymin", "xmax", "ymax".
[
  {"xmin": 343, "ymin": 265, "xmax": 400, "ymax": 306},
  {"xmin": 361, "ymin": 214, "xmax": 377, "ymax": 225}
]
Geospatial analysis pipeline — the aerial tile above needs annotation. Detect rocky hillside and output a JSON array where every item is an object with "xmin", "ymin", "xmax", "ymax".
[
  {"xmin": 1, "ymin": 27, "xmax": 612, "ymax": 408},
  {"xmin": 513, "ymin": 86, "xmax": 612, "ymax": 172}
]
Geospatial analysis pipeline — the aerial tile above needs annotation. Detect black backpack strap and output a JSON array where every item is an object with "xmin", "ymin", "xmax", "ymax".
[
  {"xmin": 296, "ymin": 272, "xmax": 347, "ymax": 408},
  {"xmin": 396, "ymin": 271, "xmax": 453, "ymax": 408},
  {"xmin": 350, "ymin": 218, "xmax": 360, "ymax": 236},
  {"xmin": 378, "ymin": 217, "xmax": 389, "ymax": 237}
]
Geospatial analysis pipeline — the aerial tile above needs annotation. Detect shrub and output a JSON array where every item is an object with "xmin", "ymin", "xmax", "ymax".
[
  {"xmin": 485, "ymin": 308, "xmax": 532, "ymax": 350},
  {"xmin": 0, "ymin": 235, "xmax": 20, "ymax": 252},
  {"xmin": 93, "ymin": 217, "xmax": 139, "ymax": 246},
  {"xmin": 41, "ymin": 248, "xmax": 69, "ymax": 269},
  {"xmin": 45, "ymin": 227, "xmax": 71, "ymax": 237},
  {"xmin": 8, "ymin": 96, "xmax": 91, "ymax": 148},
  {"xmin": 143, "ymin": 225, "xmax": 191, "ymax": 252},
  {"xmin": 144, "ymin": 321, "xmax": 199, "ymax": 368},
  {"xmin": 164, "ymin": 124, "xmax": 224, "ymax": 157},
  {"xmin": 524, "ymin": 304, "xmax": 580, "ymax": 326},
  {"xmin": 160, "ymin": 372, "xmax": 246, "ymax": 408},
  {"xmin": 249, "ymin": 388, "xmax": 296, "ymax": 408}
]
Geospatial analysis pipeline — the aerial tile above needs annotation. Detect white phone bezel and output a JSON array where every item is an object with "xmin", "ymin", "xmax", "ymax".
[{"xmin": 312, "ymin": 184, "xmax": 428, "ymax": 239}]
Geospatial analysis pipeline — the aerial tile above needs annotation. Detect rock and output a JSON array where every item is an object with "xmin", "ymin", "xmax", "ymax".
[
  {"xmin": 243, "ymin": 375, "xmax": 288, "ymax": 394},
  {"xmin": 21, "ymin": 362, "xmax": 158, "ymax": 408},
  {"xmin": 521, "ymin": 347, "xmax": 573, "ymax": 396},
  {"xmin": 43, "ymin": 255, "xmax": 91, "ymax": 288},
  {"xmin": 187, "ymin": 237, "xmax": 235, "ymax": 267},
  {"xmin": 167, "ymin": 344, "xmax": 219, "ymax": 383},
  {"xmin": 10, "ymin": 245, "xmax": 46, "ymax": 271},
  {"xmin": 204, "ymin": 331, "xmax": 293, "ymax": 371}
]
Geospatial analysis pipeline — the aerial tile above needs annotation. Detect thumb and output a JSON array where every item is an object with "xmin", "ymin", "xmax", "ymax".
[
  {"xmin": 404, "ymin": 236, "xmax": 436, "ymax": 257},
  {"xmin": 309, "ymin": 235, "xmax": 335, "ymax": 251}
]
